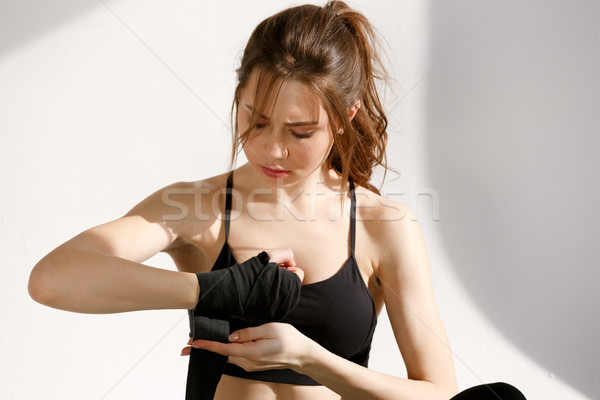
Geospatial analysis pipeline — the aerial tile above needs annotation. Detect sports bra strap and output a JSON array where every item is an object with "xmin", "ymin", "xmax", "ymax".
[
  {"xmin": 349, "ymin": 178, "xmax": 356, "ymax": 256},
  {"xmin": 224, "ymin": 171, "xmax": 234, "ymax": 239}
]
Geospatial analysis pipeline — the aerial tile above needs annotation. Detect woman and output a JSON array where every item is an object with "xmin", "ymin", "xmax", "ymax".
[{"xmin": 28, "ymin": 2, "xmax": 525, "ymax": 399}]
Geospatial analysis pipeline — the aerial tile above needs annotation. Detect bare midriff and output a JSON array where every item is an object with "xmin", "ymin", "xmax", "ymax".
[{"xmin": 214, "ymin": 374, "xmax": 342, "ymax": 400}]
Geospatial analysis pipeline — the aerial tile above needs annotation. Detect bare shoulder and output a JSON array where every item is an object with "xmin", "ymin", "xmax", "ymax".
[
  {"xmin": 353, "ymin": 186, "xmax": 421, "ymax": 273},
  {"xmin": 124, "ymin": 172, "xmax": 232, "ymax": 250}
]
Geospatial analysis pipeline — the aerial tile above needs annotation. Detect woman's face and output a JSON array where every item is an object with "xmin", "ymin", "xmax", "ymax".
[{"xmin": 238, "ymin": 71, "xmax": 335, "ymax": 188}]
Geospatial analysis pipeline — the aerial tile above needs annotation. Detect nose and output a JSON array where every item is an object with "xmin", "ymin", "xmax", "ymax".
[{"xmin": 264, "ymin": 129, "xmax": 288, "ymax": 159}]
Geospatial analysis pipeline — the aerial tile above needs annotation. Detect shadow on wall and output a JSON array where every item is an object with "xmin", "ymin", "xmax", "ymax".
[
  {"xmin": 0, "ymin": 0, "xmax": 97, "ymax": 56},
  {"xmin": 426, "ymin": 1, "xmax": 600, "ymax": 398}
]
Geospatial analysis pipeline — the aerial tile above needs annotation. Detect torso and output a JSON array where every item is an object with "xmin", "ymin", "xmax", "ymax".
[{"xmin": 162, "ymin": 165, "xmax": 388, "ymax": 399}]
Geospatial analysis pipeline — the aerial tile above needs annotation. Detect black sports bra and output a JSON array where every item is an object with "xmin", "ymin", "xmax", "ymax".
[{"xmin": 211, "ymin": 172, "xmax": 377, "ymax": 385}]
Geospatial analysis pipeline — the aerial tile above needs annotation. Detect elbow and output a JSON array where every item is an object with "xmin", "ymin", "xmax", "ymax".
[{"xmin": 28, "ymin": 259, "xmax": 61, "ymax": 307}]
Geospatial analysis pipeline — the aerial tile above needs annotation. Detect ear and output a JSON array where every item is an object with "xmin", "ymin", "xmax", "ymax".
[
  {"xmin": 348, "ymin": 100, "xmax": 361, "ymax": 121},
  {"xmin": 337, "ymin": 100, "xmax": 361, "ymax": 135}
]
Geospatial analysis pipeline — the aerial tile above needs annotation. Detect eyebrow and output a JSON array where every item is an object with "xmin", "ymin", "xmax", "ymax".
[{"xmin": 243, "ymin": 104, "xmax": 318, "ymax": 127}]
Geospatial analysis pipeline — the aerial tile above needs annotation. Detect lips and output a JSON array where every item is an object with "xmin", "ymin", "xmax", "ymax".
[{"xmin": 260, "ymin": 165, "xmax": 290, "ymax": 178}]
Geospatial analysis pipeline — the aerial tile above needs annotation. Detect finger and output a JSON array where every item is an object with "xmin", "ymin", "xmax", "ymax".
[
  {"xmin": 187, "ymin": 337, "xmax": 193, "ymax": 345},
  {"xmin": 284, "ymin": 248, "xmax": 296, "ymax": 268},
  {"xmin": 284, "ymin": 266, "xmax": 304, "ymax": 282},
  {"xmin": 190, "ymin": 339, "xmax": 260, "ymax": 358},
  {"xmin": 268, "ymin": 248, "xmax": 295, "ymax": 268},
  {"xmin": 180, "ymin": 346, "xmax": 191, "ymax": 356},
  {"xmin": 229, "ymin": 323, "xmax": 279, "ymax": 343}
]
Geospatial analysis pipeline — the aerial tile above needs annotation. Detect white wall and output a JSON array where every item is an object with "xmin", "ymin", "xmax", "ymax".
[
  {"xmin": 1, "ymin": 1, "xmax": 597, "ymax": 399},
  {"xmin": 422, "ymin": 1, "xmax": 599, "ymax": 399}
]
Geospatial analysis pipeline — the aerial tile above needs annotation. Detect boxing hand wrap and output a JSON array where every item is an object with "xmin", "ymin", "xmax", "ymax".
[
  {"xmin": 185, "ymin": 315, "xmax": 229, "ymax": 400},
  {"xmin": 193, "ymin": 251, "xmax": 302, "ymax": 324}
]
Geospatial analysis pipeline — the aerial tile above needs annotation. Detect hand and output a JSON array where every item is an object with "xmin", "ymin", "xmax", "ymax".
[
  {"xmin": 180, "ymin": 322, "xmax": 315, "ymax": 373},
  {"xmin": 267, "ymin": 248, "xmax": 304, "ymax": 282}
]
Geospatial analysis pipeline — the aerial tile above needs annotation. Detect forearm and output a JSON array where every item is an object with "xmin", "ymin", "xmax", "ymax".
[
  {"xmin": 301, "ymin": 345, "xmax": 456, "ymax": 400},
  {"xmin": 29, "ymin": 246, "xmax": 199, "ymax": 314}
]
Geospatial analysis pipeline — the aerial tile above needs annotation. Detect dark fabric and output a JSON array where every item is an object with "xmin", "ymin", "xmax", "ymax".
[
  {"xmin": 450, "ymin": 382, "xmax": 527, "ymax": 400},
  {"xmin": 216, "ymin": 172, "xmax": 378, "ymax": 385},
  {"xmin": 223, "ymin": 363, "xmax": 321, "ymax": 385},
  {"xmin": 194, "ymin": 255, "xmax": 302, "ymax": 323},
  {"xmin": 185, "ymin": 315, "xmax": 229, "ymax": 400}
]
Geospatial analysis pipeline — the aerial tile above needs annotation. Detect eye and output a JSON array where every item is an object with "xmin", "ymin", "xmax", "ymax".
[
  {"xmin": 245, "ymin": 116, "xmax": 268, "ymax": 130},
  {"xmin": 253, "ymin": 117, "xmax": 269, "ymax": 129},
  {"xmin": 290, "ymin": 130, "xmax": 313, "ymax": 139}
]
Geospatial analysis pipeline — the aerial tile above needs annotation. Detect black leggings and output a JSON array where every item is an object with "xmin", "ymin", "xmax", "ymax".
[{"xmin": 450, "ymin": 382, "xmax": 526, "ymax": 399}]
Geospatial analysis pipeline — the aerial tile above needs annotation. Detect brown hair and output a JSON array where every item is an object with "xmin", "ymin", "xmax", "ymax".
[{"xmin": 230, "ymin": 1, "xmax": 390, "ymax": 194}]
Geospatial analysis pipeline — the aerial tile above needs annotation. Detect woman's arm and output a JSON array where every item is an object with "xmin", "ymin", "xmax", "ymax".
[
  {"xmin": 302, "ymin": 348, "xmax": 452, "ymax": 400},
  {"xmin": 304, "ymin": 203, "xmax": 458, "ymax": 399},
  {"xmin": 28, "ymin": 182, "xmax": 203, "ymax": 314}
]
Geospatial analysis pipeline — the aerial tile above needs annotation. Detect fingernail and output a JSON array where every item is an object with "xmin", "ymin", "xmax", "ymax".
[{"xmin": 229, "ymin": 333, "xmax": 239, "ymax": 342}]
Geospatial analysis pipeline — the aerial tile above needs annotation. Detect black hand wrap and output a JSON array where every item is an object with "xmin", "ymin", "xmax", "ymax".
[
  {"xmin": 185, "ymin": 252, "xmax": 302, "ymax": 400},
  {"xmin": 194, "ymin": 251, "xmax": 302, "ymax": 323},
  {"xmin": 185, "ymin": 315, "xmax": 230, "ymax": 400}
]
